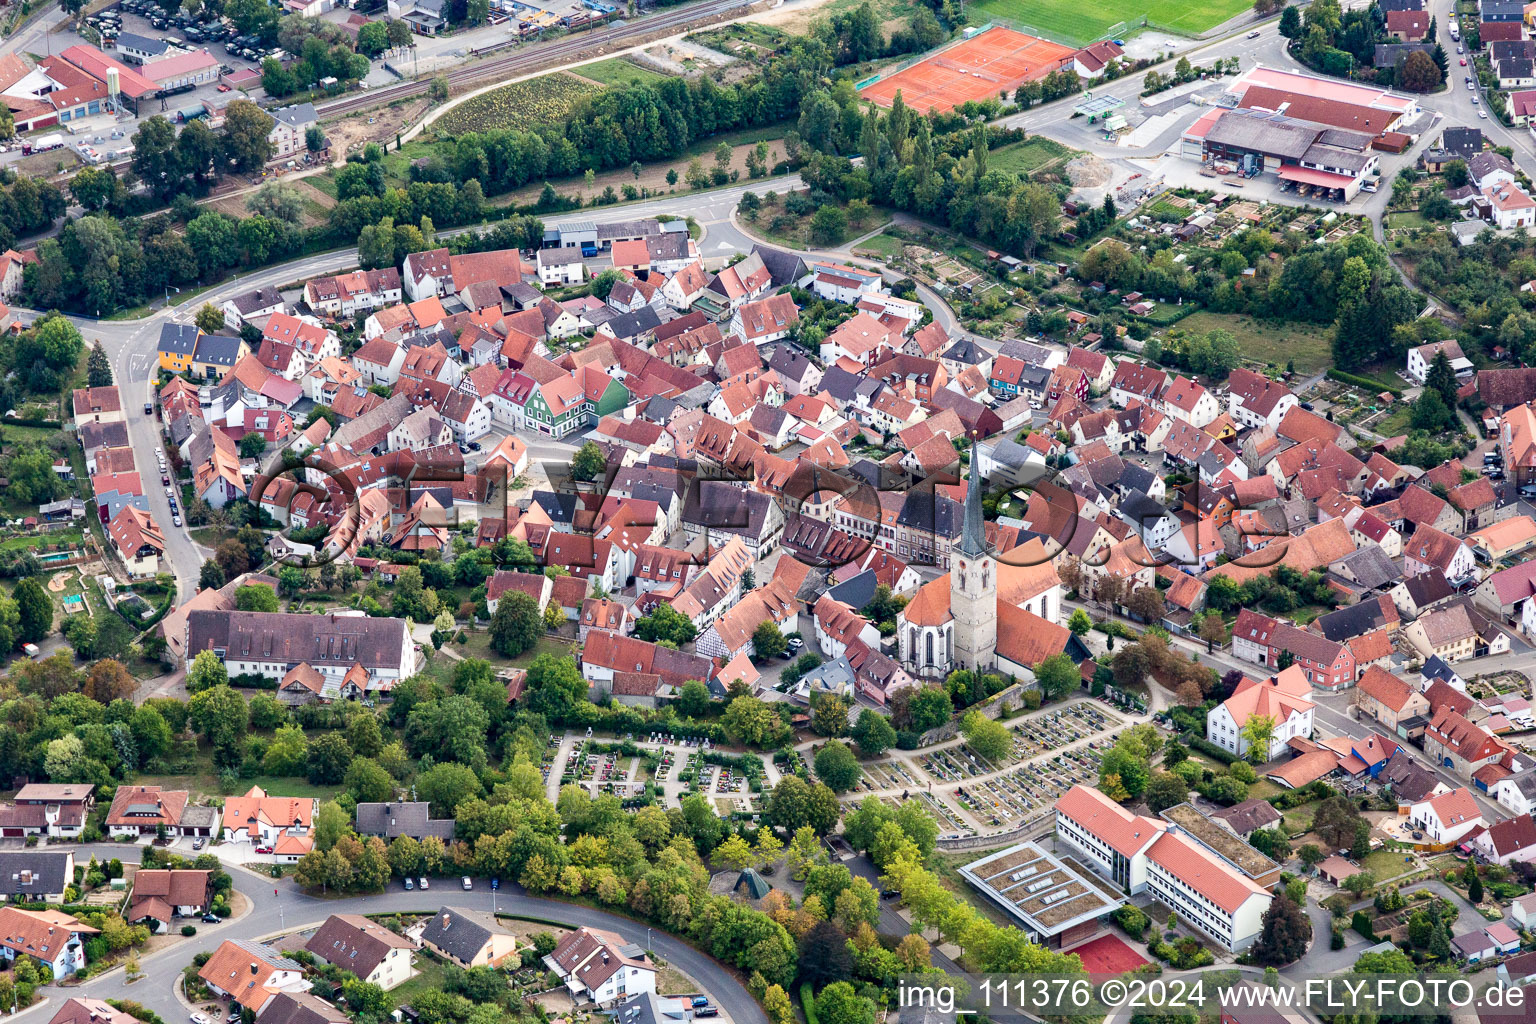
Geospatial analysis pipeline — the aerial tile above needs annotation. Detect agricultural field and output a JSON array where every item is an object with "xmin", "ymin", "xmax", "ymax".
[
  {"xmin": 964, "ymin": 0, "xmax": 1251, "ymax": 46},
  {"xmin": 434, "ymin": 72, "xmax": 601, "ymax": 135},
  {"xmin": 575, "ymin": 57, "xmax": 672, "ymax": 87}
]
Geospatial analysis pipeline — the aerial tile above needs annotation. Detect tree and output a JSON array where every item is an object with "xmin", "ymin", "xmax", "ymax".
[
  {"xmin": 1397, "ymin": 50, "xmax": 1441, "ymax": 92},
  {"xmin": 84, "ymin": 659, "xmax": 136, "ymax": 703},
  {"xmin": 722, "ymin": 695, "xmax": 785, "ymax": 747},
  {"xmin": 815, "ymin": 983, "xmax": 875, "ymax": 1024},
  {"xmin": 1250, "ymin": 828, "xmax": 1291, "ymax": 861},
  {"xmin": 1313, "ymin": 796, "xmax": 1363, "ymax": 850},
  {"xmin": 1468, "ymin": 863, "xmax": 1485, "ymax": 904},
  {"xmin": 306, "ymin": 732, "xmax": 354, "ymax": 784},
  {"xmin": 1411, "ymin": 388, "xmax": 1454, "ymax": 433},
  {"xmin": 1034, "ymin": 652, "xmax": 1080, "ymax": 702},
  {"xmin": 752, "ymin": 621, "xmax": 787, "ymax": 660},
  {"xmin": 798, "ymin": 923, "xmax": 854, "ymax": 989},
  {"xmin": 1298, "ymin": 844, "xmax": 1325, "ymax": 868},
  {"xmin": 571, "ymin": 441, "xmax": 606, "ymax": 482},
  {"xmin": 13, "ymin": 578, "xmax": 50, "ymax": 645},
  {"xmin": 345, "ymin": 758, "xmax": 394, "ymax": 803},
  {"xmin": 489, "ymin": 591, "xmax": 541, "ymax": 657},
  {"xmin": 1144, "ymin": 771, "xmax": 1190, "ymax": 814},
  {"xmin": 195, "ymin": 304, "xmax": 226, "ymax": 335},
  {"xmin": 416, "ymin": 761, "xmax": 483, "ymax": 818},
  {"xmin": 188, "ymin": 685, "xmax": 247, "ymax": 764},
  {"xmin": 1443, "ymin": 159, "xmax": 1470, "ymax": 188},
  {"xmin": 714, "ymin": 833, "xmax": 754, "ymax": 871},
  {"xmin": 810, "ymin": 206, "xmax": 848, "ymax": 247},
  {"xmin": 239, "ymin": 433, "xmax": 268, "ymax": 460},
  {"xmin": 634, "ymin": 604, "xmax": 697, "ymax": 646},
  {"xmin": 768, "ymin": 776, "xmax": 841, "ymax": 835},
  {"xmin": 187, "ymin": 650, "xmax": 229, "ymax": 694},
  {"xmin": 200, "ymin": 560, "xmax": 227, "ymax": 591},
  {"xmin": 86, "ymin": 340, "xmax": 113, "ymax": 387},
  {"xmin": 814, "ymin": 741, "xmax": 861, "ymax": 792},
  {"xmin": 811, "ymin": 695, "xmax": 850, "ymax": 737},
  {"xmin": 1425, "ymin": 349, "xmax": 1461, "ymax": 409},
  {"xmin": 652, "ymin": 679, "xmax": 704, "ymax": 721},
  {"xmin": 1241, "ymin": 713, "xmax": 1277, "ymax": 764},
  {"xmin": 221, "ymin": 100, "xmax": 275, "ymax": 172},
  {"xmin": 235, "ymin": 585, "xmax": 279, "ymax": 613},
  {"xmin": 851, "ymin": 709, "xmax": 895, "ymax": 756},
  {"xmin": 1251, "ymin": 894, "xmax": 1312, "ymax": 966},
  {"xmin": 1067, "ymin": 608, "xmax": 1093, "ymax": 636},
  {"xmin": 1279, "ymin": 4, "xmax": 1302, "ymax": 35},
  {"xmin": 960, "ymin": 710, "xmax": 1011, "ymax": 762}
]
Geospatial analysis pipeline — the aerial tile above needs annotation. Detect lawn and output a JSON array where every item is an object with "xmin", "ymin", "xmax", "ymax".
[
  {"xmin": 136, "ymin": 764, "xmax": 345, "ymax": 802},
  {"xmin": 1363, "ymin": 848, "xmax": 1418, "ymax": 880},
  {"xmin": 1386, "ymin": 211, "xmax": 1431, "ymax": 231},
  {"xmin": 989, "ymin": 136, "xmax": 1074, "ymax": 177},
  {"xmin": 1282, "ymin": 800, "xmax": 1321, "ymax": 836},
  {"xmin": 852, "ymin": 232, "xmax": 906, "ymax": 258},
  {"xmin": 964, "ymin": 0, "xmax": 1251, "ymax": 45},
  {"xmin": 0, "ymin": 528, "xmax": 82, "ymax": 552},
  {"xmin": 1169, "ymin": 310, "xmax": 1334, "ymax": 375},
  {"xmin": 575, "ymin": 57, "xmax": 671, "ymax": 87},
  {"xmin": 390, "ymin": 952, "xmax": 460, "ymax": 1009}
]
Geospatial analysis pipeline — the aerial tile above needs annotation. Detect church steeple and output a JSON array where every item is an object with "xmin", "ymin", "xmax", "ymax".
[
  {"xmin": 958, "ymin": 465, "xmax": 986, "ymax": 558},
  {"xmin": 951, "ymin": 464, "xmax": 996, "ymax": 673}
]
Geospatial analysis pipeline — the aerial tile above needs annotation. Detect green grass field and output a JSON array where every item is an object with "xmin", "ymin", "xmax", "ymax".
[
  {"xmin": 989, "ymin": 136, "xmax": 1074, "ymax": 177},
  {"xmin": 1170, "ymin": 310, "xmax": 1335, "ymax": 375},
  {"xmin": 966, "ymin": 0, "xmax": 1251, "ymax": 45},
  {"xmin": 575, "ymin": 57, "xmax": 672, "ymax": 87}
]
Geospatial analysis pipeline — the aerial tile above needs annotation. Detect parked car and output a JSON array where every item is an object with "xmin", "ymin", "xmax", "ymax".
[
  {"xmin": 254, "ymin": 846, "xmax": 273, "ymax": 854},
  {"xmin": 174, "ymin": 516, "xmax": 183, "ymax": 527},
  {"xmin": 192, "ymin": 838, "xmax": 206, "ymax": 849},
  {"xmin": 462, "ymin": 876, "xmax": 473, "ymax": 890},
  {"xmin": 201, "ymin": 912, "xmax": 219, "ymax": 923},
  {"xmin": 404, "ymin": 877, "xmax": 414, "ymax": 890},
  {"xmin": 419, "ymin": 877, "xmax": 429, "ymax": 889},
  {"xmin": 191, "ymin": 1015, "xmax": 211, "ymax": 1024}
]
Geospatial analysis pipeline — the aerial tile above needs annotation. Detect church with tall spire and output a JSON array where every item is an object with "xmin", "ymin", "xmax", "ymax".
[
  {"xmin": 950, "ymin": 467, "xmax": 997, "ymax": 673},
  {"xmin": 895, "ymin": 470, "xmax": 1065, "ymax": 681}
]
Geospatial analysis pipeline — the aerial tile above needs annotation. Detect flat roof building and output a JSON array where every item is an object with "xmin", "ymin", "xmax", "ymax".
[{"xmin": 959, "ymin": 840, "xmax": 1125, "ymax": 948}]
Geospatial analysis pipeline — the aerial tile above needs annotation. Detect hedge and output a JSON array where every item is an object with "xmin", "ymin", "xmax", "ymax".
[
  {"xmin": 1186, "ymin": 736, "xmax": 1239, "ymax": 765},
  {"xmin": 108, "ymin": 1001, "xmax": 166, "ymax": 1024},
  {"xmin": 801, "ymin": 984, "xmax": 818, "ymax": 1024},
  {"xmin": 1327, "ymin": 368, "xmax": 1403, "ymax": 397}
]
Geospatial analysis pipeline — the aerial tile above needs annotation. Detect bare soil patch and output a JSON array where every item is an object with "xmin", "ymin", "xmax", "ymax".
[{"xmin": 324, "ymin": 98, "xmax": 431, "ymax": 162}]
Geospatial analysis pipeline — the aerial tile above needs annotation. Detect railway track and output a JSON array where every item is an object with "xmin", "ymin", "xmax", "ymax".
[{"xmin": 316, "ymin": 0, "xmax": 748, "ymax": 118}]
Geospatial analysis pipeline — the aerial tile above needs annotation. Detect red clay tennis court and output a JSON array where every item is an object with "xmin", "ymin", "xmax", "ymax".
[{"xmin": 860, "ymin": 26, "xmax": 1078, "ymax": 114}]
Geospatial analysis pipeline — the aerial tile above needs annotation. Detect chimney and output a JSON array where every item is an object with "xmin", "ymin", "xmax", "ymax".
[
  {"xmin": 441, "ymin": 914, "xmax": 450, "ymax": 929},
  {"xmin": 251, "ymin": 963, "xmax": 259, "ymax": 975}
]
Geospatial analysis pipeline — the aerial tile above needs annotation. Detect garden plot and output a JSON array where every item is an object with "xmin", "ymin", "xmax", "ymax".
[{"xmin": 1007, "ymin": 702, "xmax": 1123, "ymax": 760}]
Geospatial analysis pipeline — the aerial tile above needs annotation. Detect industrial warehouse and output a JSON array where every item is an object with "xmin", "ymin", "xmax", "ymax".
[{"xmin": 1179, "ymin": 66, "xmax": 1422, "ymax": 201}]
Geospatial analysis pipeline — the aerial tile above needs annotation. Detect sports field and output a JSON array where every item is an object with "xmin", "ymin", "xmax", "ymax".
[
  {"xmin": 965, "ymin": 0, "xmax": 1253, "ymax": 45},
  {"xmin": 860, "ymin": 26, "xmax": 1076, "ymax": 114}
]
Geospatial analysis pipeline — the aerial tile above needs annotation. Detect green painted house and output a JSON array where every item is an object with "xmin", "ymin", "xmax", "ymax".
[{"xmin": 524, "ymin": 367, "xmax": 632, "ymax": 439}]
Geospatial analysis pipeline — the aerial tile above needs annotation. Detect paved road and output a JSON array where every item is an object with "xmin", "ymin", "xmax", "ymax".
[{"xmin": 30, "ymin": 842, "xmax": 769, "ymax": 1024}]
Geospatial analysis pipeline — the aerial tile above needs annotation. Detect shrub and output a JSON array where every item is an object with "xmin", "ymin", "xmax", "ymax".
[
  {"xmin": 1330, "ymin": 930, "xmax": 1344, "ymax": 950},
  {"xmin": 181, "ymin": 925, "xmax": 197, "ymax": 937},
  {"xmin": 1112, "ymin": 905, "xmax": 1149, "ymax": 939}
]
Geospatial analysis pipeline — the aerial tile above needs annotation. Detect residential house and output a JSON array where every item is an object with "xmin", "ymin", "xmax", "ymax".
[{"xmin": 304, "ymin": 914, "xmax": 417, "ymax": 990}]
